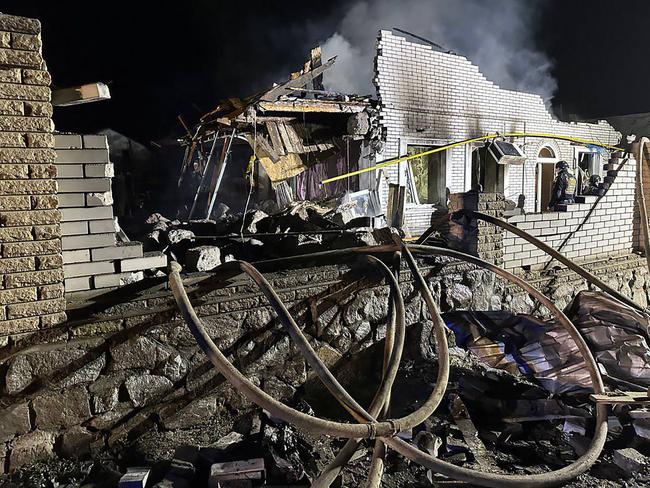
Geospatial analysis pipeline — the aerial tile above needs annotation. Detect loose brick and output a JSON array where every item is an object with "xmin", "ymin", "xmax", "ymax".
[
  {"xmin": 4, "ymin": 268, "xmax": 64, "ymax": 288},
  {"xmin": 37, "ymin": 254, "xmax": 62, "ymax": 270},
  {"xmin": 0, "ymin": 287, "xmax": 37, "ymax": 305},
  {"xmin": 2, "ymin": 239, "xmax": 60, "ymax": 257},
  {"xmin": 31, "ymin": 194, "xmax": 58, "ymax": 209},
  {"xmin": 0, "ymin": 256, "xmax": 34, "ymax": 273},
  {"xmin": 0, "ymin": 164, "xmax": 27, "ymax": 179},
  {"xmin": 0, "ymin": 195, "xmax": 30, "ymax": 210},
  {"xmin": 39, "ymin": 283, "xmax": 64, "ymax": 300},
  {"xmin": 0, "ymin": 209, "xmax": 60, "ymax": 227},
  {"xmin": 7, "ymin": 298, "xmax": 65, "ymax": 319}
]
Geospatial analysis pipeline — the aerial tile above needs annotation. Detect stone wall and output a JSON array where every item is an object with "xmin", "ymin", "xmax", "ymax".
[
  {"xmin": 0, "ymin": 14, "xmax": 65, "ymax": 337},
  {"xmin": 0, "ymin": 251, "xmax": 648, "ymax": 471},
  {"xmin": 373, "ymin": 30, "xmax": 621, "ymax": 234}
]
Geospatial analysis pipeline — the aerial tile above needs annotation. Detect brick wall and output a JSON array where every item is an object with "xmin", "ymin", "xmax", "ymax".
[
  {"xmin": 54, "ymin": 134, "xmax": 166, "ymax": 292},
  {"xmin": 373, "ymin": 30, "xmax": 622, "ymax": 235},
  {"xmin": 503, "ymin": 153, "xmax": 637, "ymax": 269},
  {"xmin": 0, "ymin": 14, "xmax": 65, "ymax": 336}
]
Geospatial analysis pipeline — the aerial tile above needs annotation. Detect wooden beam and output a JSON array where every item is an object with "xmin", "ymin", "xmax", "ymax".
[{"xmin": 52, "ymin": 82, "xmax": 111, "ymax": 107}]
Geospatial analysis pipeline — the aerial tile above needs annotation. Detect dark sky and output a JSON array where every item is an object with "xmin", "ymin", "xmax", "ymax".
[{"xmin": 3, "ymin": 0, "xmax": 650, "ymax": 144}]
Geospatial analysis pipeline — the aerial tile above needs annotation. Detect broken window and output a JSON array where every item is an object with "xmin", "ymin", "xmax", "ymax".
[
  {"xmin": 406, "ymin": 145, "xmax": 446, "ymax": 205},
  {"xmin": 470, "ymin": 145, "xmax": 506, "ymax": 194},
  {"xmin": 576, "ymin": 149, "xmax": 602, "ymax": 194}
]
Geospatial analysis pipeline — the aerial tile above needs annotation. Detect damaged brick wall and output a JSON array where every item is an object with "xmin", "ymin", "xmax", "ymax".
[
  {"xmin": 373, "ymin": 30, "xmax": 621, "ymax": 234},
  {"xmin": 502, "ymin": 152, "xmax": 638, "ymax": 269},
  {"xmin": 0, "ymin": 14, "xmax": 65, "ymax": 337}
]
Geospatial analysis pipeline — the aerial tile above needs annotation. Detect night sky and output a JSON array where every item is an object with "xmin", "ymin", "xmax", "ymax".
[{"xmin": 3, "ymin": 0, "xmax": 650, "ymax": 145}]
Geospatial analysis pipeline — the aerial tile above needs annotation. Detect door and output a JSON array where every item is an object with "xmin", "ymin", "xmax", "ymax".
[{"xmin": 539, "ymin": 163, "xmax": 555, "ymax": 211}]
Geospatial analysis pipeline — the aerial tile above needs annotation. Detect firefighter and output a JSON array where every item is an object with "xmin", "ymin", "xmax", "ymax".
[{"xmin": 548, "ymin": 160, "xmax": 577, "ymax": 210}]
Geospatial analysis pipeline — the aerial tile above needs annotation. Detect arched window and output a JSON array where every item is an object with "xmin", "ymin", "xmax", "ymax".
[{"xmin": 538, "ymin": 147, "xmax": 555, "ymax": 159}]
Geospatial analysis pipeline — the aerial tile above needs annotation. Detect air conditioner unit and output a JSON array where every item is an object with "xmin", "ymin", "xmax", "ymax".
[{"xmin": 486, "ymin": 140, "xmax": 527, "ymax": 165}]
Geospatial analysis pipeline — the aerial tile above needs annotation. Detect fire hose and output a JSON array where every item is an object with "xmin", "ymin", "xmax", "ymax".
[{"xmin": 168, "ymin": 230, "xmax": 612, "ymax": 487}]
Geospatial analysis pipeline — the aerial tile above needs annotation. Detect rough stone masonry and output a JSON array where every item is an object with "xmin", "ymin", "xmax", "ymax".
[{"xmin": 0, "ymin": 14, "xmax": 65, "ymax": 338}]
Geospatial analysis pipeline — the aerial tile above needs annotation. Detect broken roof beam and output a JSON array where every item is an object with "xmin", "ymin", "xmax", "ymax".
[
  {"xmin": 257, "ymin": 100, "xmax": 367, "ymax": 113},
  {"xmin": 52, "ymin": 82, "xmax": 111, "ymax": 107},
  {"xmin": 259, "ymin": 57, "xmax": 336, "ymax": 102}
]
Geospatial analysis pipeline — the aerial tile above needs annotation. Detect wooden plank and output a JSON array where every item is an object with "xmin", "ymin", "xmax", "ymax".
[
  {"xmin": 259, "ymin": 57, "xmax": 336, "ymax": 102},
  {"xmin": 265, "ymin": 122, "xmax": 286, "ymax": 156},
  {"xmin": 284, "ymin": 124, "xmax": 305, "ymax": 153},
  {"xmin": 52, "ymin": 82, "xmax": 111, "ymax": 106},
  {"xmin": 276, "ymin": 122, "xmax": 296, "ymax": 152},
  {"xmin": 591, "ymin": 392, "xmax": 650, "ymax": 404}
]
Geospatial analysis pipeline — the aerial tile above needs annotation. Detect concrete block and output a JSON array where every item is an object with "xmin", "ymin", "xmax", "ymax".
[
  {"xmin": 88, "ymin": 218, "xmax": 117, "ymax": 234},
  {"xmin": 62, "ymin": 249, "xmax": 90, "ymax": 264},
  {"xmin": 57, "ymin": 178, "xmax": 111, "ymax": 193},
  {"xmin": 64, "ymin": 276, "xmax": 92, "ymax": 292},
  {"xmin": 83, "ymin": 135, "xmax": 108, "ymax": 149},
  {"xmin": 54, "ymin": 149, "xmax": 109, "ymax": 164},
  {"xmin": 60, "ymin": 221, "xmax": 88, "ymax": 236},
  {"xmin": 61, "ymin": 233, "xmax": 115, "ymax": 250},
  {"xmin": 54, "ymin": 134, "xmax": 82, "ymax": 149},
  {"xmin": 55, "ymin": 164, "xmax": 83, "ymax": 178},
  {"xmin": 60, "ymin": 206, "xmax": 113, "ymax": 222},
  {"xmin": 120, "ymin": 252, "xmax": 167, "ymax": 272},
  {"xmin": 57, "ymin": 193, "xmax": 85, "ymax": 208},
  {"xmin": 84, "ymin": 163, "xmax": 114, "ymax": 178},
  {"xmin": 64, "ymin": 260, "xmax": 116, "ymax": 278},
  {"xmin": 92, "ymin": 242, "xmax": 143, "ymax": 261},
  {"xmin": 86, "ymin": 191, "xmax": 113, "ymax": 207},
  {"xmin": 94, "ymin": 271, "xmax": 144, "ymax": 289}
]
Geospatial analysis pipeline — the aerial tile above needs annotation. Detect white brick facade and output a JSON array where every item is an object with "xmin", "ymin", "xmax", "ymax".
[
  {"xmin": 373, "ymin": 30, "xmax": 623, "ymax": 236},
  {"xmin": 502, "ymin": 155, "xmax": 638, "ymax": 269}
]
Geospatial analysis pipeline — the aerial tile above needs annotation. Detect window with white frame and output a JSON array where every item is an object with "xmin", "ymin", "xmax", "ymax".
[{"xmin": 406, "ymin": 145, "xmax": 446, "ymax": 206}]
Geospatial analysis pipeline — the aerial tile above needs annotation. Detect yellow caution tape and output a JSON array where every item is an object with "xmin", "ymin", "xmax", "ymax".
[{"xmin": 321, "ymin": 132, "xmax": 624, "ymax": 184}]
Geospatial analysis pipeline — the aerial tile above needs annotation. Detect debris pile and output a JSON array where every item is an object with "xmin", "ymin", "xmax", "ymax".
[{"xmin": 144, "ymin": 198, "xmax": 383, "ymax": 271}]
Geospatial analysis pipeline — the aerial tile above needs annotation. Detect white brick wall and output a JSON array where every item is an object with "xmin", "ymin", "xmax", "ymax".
[
  {"xmin": 502, "ymin": 155, "xmax": 637, "ymax": 269},
  {"xmin": 373, "ymin": 30, "xmax": 622, "ymax": 236}
]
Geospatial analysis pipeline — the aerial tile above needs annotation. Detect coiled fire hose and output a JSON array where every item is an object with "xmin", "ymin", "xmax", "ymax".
[{"xmin": 169, "ymin": 238, "xmax": 607, "ymax": 487}]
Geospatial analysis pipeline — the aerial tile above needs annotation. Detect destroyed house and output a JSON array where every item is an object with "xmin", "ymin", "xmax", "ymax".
[
  {"xmin": 182, "ymin": 30, "xmax": 633, "ymax": 273},
  {"xmin": 4, "ymin": 12, "xmax": 650, "ymax": 487}
]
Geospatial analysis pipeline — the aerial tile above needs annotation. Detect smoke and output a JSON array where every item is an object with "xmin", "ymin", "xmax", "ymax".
[{"xmin": 320, "ymin": 0, "xmax": 556, "ymax": 101}]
